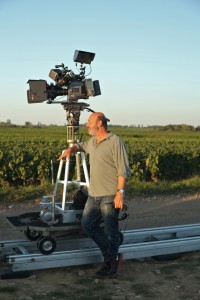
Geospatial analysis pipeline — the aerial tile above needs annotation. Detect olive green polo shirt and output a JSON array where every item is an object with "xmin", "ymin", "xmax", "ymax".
[{"xmin": 77, "ymin": 132, "xmax": 130, "ymax": 197}]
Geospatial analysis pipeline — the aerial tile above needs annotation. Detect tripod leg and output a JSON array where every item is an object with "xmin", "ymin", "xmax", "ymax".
[
  {"xmin": 81, "ymin": 152, "xmax": 90, "ymax": 188},
  {"xmin": 62, "ymin": 158, "xmax": 70, "ymax": 210},
  {"xmin": 76, "ymin": 153, "xmax": 81, "ymax": 182},
  {"xmin": 53, "ymin": 151, "xmax": 90, "ymax": 213},
  {"xmin": 53, "ymin": 158, "xmax": 64, "ymax": 206}
]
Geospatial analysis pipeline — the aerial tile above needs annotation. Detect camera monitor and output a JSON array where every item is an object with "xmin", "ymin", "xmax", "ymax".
[
  {"xmin": 27, "ymin": 80, "xmax": 47, "ymax": 103},
  {"xmin": 73, "ymin": 50, "xmax": 95, "ymax": 64}
]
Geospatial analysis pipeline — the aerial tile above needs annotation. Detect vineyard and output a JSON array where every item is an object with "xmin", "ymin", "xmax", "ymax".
[{"xmin": 0, "ymin": 126, "xmax": 200, "ymax": 187}]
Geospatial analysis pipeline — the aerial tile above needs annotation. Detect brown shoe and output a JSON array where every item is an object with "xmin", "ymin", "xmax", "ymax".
[
  {"xmin": 108, "ymin": 253, "xmax": 123, "ymax": 279},
  {"xmin": 95, "ymin": 262, "xmax": 111, "ymax": 278}
]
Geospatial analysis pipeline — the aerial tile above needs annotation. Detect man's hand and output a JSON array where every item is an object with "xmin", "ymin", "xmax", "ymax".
[
  {"xmin": 58, "ymin": 148, "xmax": 72, "ymax": 161},
  {"xmin": 114, "ymin": 192, "xmax": 124, "ymax": 209},
  {"xmin": 58, "ymin": 145, "xmax": 79, "ymax": 161}
]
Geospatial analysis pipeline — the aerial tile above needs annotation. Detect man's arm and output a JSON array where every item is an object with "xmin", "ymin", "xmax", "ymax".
[
  {"xmin": 58, "ymin": 144, "xmax": 79, "ymax": 160},
  {"xmin": 114, "ymin": 176, "xmax": 126, "ymax": 209}
]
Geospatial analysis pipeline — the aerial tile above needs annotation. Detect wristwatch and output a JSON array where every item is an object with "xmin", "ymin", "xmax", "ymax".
[{"xmin": 117, "ymin": 189, "xmax": 125, "ymax": 194}]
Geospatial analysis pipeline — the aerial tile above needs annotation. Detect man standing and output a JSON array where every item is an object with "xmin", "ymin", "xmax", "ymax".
[{"xmin": 58, "ymin": 112, "xmax": 130, "ymax": 278}]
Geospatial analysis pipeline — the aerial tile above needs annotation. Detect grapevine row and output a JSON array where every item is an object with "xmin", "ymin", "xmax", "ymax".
[{"xmin": 1, "ymin": 137, "xmax": 200, "ymax": 186}]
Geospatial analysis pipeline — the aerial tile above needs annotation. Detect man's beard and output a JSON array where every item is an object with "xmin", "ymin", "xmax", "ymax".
[{"xmin": 88, "ymin": 127, "xmax": 98, "ymax": 136}]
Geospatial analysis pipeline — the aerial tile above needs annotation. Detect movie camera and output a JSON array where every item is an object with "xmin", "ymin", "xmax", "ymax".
[
  {"xmin": 27, "ymin": 50, "xmax": 101, "ymax": 105},
  {"xmin": 27, "ymin": 50, "xmax": 101, "ymax": 142}
]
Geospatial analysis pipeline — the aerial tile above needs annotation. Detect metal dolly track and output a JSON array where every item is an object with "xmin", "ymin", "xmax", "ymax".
[{"xmin": 1, "ymin": 223, "xmax": 200, "ymax": 278}]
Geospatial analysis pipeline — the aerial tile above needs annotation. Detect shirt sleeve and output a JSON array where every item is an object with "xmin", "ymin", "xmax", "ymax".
[
  {"xmin": 77, "ymin": 141, "xmax": 88, "ymax": 153},
  {"xmin": 113, "ymin": 138, "xmax": 131, "ymax": 178}
]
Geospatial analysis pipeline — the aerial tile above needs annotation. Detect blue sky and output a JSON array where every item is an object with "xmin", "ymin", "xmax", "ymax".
[{"xmin": 0, "ymin": 0, "xmax": 200, "ymax": 126}]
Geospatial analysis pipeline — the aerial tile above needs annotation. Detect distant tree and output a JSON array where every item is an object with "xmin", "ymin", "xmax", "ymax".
[
  {"xmin": 196, "ymin": 126, "xmax": 200, "ymax": 131},
  {"xmin": 25, "ymin": 121, "xmax": 32, "ymax": 127},
  {"xmin": 163, "ymin": 124, "xmax": 194, "ymax": 131}
]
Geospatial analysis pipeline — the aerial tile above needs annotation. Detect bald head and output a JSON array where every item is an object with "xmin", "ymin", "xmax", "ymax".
[
  {"xmin": 86, "ymin": 112, "xmax": 110, "ymax": 136},
  {"xmin": 90, "ymin": 112, "xmax": 109, "ymax": 129}
]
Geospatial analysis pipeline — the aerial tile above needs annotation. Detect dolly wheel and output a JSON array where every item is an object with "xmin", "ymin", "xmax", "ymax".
[
  {"xmin": 119, "ymin": 231, "xmax": 124, "ymax": 245},
  {"xmin": 37, "ymin": 236, "xmax": 56, "ymax": 255},
  {"xmin": 24, "ymin": 229, "xmax": 42, "ymax": 241}
]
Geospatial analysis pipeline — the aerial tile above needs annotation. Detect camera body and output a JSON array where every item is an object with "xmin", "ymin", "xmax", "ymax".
[{"xmin": 27, "ymin": 50, "xmax": 101, "ymax": 104}]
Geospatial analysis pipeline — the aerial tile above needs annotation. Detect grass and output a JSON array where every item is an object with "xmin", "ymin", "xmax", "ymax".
[
  {"xmin": 160, "ymin": 260, "xmax": 199, "ymax": 276},
  {"xmin": 160, "ymin": 263, "xmax": 183, "ymax": 275},
  {"xmin": 47, "ymin": 289, "xmax": 68, "ymax": 298},
  {"xmin": 0, "ymin": 175, "xmax": 200, "ymax": 204},
  {"xmin": 0, "ymin": 180, "xmax": 76, "ymax": 203},
  {"xmin": 0, "ymin": 286, "xmax": 18, "ymax": 293},
  {"xmin": 126, "ymin": 175, "xmax": 200, "ymax": 198},
  {"xmin": 0, "ymin": 181, "xmax": 53, "ymax": 203},
  {"xmin": 164, "ymin": 275, "xmax": 178, "ymax": 280},
  {"xmin": 33, "ymin": 296, "xmax": 47, "ymax": 300},
  {"xmin": 47, "ymin": 288, "xmax": 111, "ymax": 300},
  {"xmin": 131, "ymin": 283, "xmax": 155, "ymax": 297},
  {"xmin": 75, "ymin": 277, "xmax": 95, "ymax": 285},
  {"xmin": 154, "ymin": 280, "xmax": 165, "ymax": 285},
  {"xmin": 43, "ymin": 274, "xmax": 112, "ymax": 300}
]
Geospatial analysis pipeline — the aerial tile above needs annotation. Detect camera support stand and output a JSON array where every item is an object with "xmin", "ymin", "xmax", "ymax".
[
  {"xmin": 53, "ymin": 151, "xmax": 89, "ymax": 211},
  {"xmin": 51, "ymin": 103, "xmax": 92, "ymax": 218}
]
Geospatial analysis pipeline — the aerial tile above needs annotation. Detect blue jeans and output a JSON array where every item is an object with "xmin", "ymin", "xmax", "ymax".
[{"xmin": 81, "ymin": 195, "xmax": 120, "ymax": 262}]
